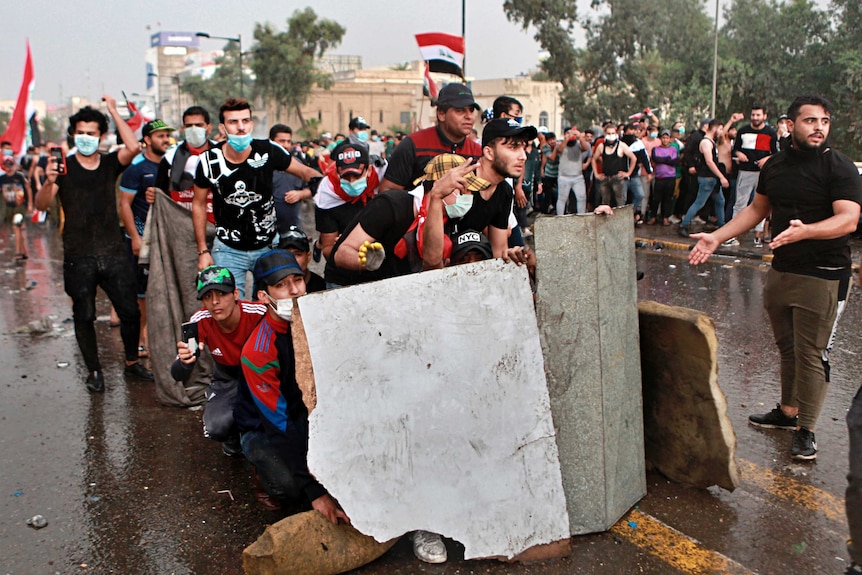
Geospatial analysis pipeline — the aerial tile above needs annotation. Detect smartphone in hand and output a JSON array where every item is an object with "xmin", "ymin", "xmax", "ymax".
[{"xmin": 181, "ymin": 321, "xmax": 200, "ymax": 358}]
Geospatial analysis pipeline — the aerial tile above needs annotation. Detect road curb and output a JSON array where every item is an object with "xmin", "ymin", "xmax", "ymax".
[{"xmin": 635, "ymin": 236, "xmax": 774, "ymax": 264}]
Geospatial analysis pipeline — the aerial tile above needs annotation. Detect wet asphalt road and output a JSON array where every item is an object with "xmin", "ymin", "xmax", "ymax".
[{"xmin": 0, "ymin": 222, "xmax": 859, "ymax": 575}]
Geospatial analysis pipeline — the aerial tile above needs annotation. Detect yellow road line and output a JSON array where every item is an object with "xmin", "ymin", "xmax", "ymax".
[
  {"xmin": 610, "ymin": 509, "xmax": 754, "ymax": 575},
  {"xmin": 738, "ymin": 458, "xmax": 846, "ymax": 524}
]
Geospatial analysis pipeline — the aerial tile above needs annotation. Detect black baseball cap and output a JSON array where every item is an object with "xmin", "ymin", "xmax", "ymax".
[
  {"xmin": 332, "ymin": 140, "xmax": 369, "ymax": 177},
  {"xmin": 253, "ymin": 250, "xmax": 304, "ymax": 287},
  {"xmin": 278, "ymin": 225, "xmax": 310, "ymax": 252},
  {"xmin": 348, "ymin": 116, "xmax": 369, "ymax": 130},
  {"xmin": 196, "ymin": 266, "xmax": 236, "ymax": 300},
  {"xmin": 450, "ymin": 230, "xmax": 493, "ymax": 263},
  {"xmin": 435, "ymin": 83, "xmax": 480, "ymax": 110},
  {"xmin": 481, "ymin": 119, "xmax": 538, "ymax": 147},
  {"xmin": 142, "ymin": 118, "xmax": 173, "ymax": 139}
]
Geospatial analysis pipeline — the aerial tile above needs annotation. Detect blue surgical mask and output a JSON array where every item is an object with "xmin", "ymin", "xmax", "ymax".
[
  {"xmin": 74, "ymin": 134, "xmax": 100, "ymax": 156},
  {"xmin": 678, "ymin": 127, "xmax": 686, "ymax": 135},
  {"xmin": 650, "ymin": 132, "xmax": 658, "ymax": 139},
  {"xmin": 371, "ymin": 135, "xmax": 380, "ymax": 142},
  {"xmin": 340, "ymin": 177, "xmax": 368, "ymax": 197},
  {"xmin": 356, "ymin": 130, "xmax": 369, "ymax": 142},
  {"xmin": 2, "ymin": 149, "xmax": 12, "ymax": 157},
  {"xmin": 445, "ymin": 193, "xmax": 474, "ymax": 219},
  {"xmin": 227, "ymin": 133, "xmax": 252, "ymax": 152}
]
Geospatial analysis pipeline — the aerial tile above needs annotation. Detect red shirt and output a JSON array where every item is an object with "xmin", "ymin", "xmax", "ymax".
[{"xmin": 190, "ymin": 301, "xmax": 267, "ymax": 366}]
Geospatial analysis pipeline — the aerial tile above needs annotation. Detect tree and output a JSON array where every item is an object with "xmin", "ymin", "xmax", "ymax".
[
  {"xmin": 823, "ymin": 0, "xmax": 862, "ymax": 155},
  {"xmin": 181, "ymin": 41, "xmax": 250, "ymax": 116},
  {"xmin": 250, "ymin": 8, "xmax": 345, "ymax": 128}
]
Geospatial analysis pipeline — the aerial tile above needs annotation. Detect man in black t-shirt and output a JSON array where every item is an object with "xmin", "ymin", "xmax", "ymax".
[
  {"xmin": 36, "ymin": 96, "xmax": 154, "ymax": 393},
  {"xmin": 688, "ymin": 94, "xmax": 862, "ymax": 461},
  {"xmin": 193, "ymin": 98, "xmax": 323, "ymax": 298}
]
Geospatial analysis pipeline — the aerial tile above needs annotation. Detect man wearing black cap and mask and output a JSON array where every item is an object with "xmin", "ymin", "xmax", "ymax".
[
  {"xmin": 171, "ymin": 265, "xmax": 267, "ymax": 456},
  {"xmin": 238, "ymin": 249, "xmax": 350, "ymax": 524},
  {"xmin": 421, "ymin": 118, "xmax": 536, "ymax": 269},
  {"xmin": 278, "ymin": 225, "xmax": 326, "ymax": 293},
  {"xmin": 380, "ymin": 83, "xmax": 482, "ymax": 192}
]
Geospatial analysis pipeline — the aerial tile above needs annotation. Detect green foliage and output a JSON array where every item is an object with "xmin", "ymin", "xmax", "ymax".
[
  {"xmin": 505, "ymin": 0, "xmax": 862, "ymax": 156},
  {"xmin": 297, "ymin": 118, "xmax": 321, "ymax": 141},
  {"xmin": 250, "ymin": 8, "xmax": 345, "ymax": 127}
]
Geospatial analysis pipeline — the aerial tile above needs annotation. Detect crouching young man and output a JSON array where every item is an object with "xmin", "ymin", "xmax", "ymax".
[{"xmin": 237, "ymin": 249, "xmax": 349, "ymax": 523}]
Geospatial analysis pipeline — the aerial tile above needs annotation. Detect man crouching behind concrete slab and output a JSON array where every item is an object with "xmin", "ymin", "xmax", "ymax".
[{"xmin": 238, "ymin": 249, "xmax": 349, "ymax": 524}]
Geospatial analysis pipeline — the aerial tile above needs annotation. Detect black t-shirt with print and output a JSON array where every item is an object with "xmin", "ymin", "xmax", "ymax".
[
  {"xmin": 325, "ymin": 190, "xmax": 417, "ymax": 286},
  {"xmin": 194, "ymin": 140, "xmax": 292, "ymax": 250},
  {"xmin": 56, "ymin": 152, "xmax": 127, "ymax": 258}
]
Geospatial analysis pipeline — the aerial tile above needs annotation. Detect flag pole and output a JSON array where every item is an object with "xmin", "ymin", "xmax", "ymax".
[{"xmin": 461, "ymin": 0, "xmax": 466, "ymax": 79}]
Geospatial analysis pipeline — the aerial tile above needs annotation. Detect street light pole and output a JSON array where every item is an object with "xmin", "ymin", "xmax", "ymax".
[
  {"xmin": 196, "ymin": 31, "xmax": 243, "ymax": 98},
  {"xmin": 711, "ymin": 0, "xmax": 719, "ymax": 119}
]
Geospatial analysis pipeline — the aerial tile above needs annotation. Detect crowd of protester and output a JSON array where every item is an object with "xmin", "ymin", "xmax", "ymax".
[{"xmin": 2, "ymin": 88, "xmax": 860, "ymax": 573}]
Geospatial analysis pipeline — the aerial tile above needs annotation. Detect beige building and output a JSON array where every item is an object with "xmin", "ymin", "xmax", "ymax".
[{"xmin": 263, "ymin": 60, "xmax": 563, "ymax": 138}]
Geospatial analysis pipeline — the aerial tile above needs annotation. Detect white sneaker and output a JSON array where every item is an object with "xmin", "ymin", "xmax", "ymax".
[
  {"xmin": 721, "ymin": 237, "xmax": 740, "ymax": 247},
  {"xmin": 668, "ymin": 215, "xmax": 681, "ymax": 224},
  {"xmin": 521, "ymin": 226, "xmax": 533, "ymax": 238},
  {"xmin": 412, "ymin": 530, "xmax": 447, "ymax": 564},
  {"xmin": 693, "ymin": 216, "xmax": 706, "ymax": 224}
]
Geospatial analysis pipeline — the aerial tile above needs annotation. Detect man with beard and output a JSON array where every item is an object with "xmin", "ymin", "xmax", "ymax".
[
  {"xmin": 120, "ymin": 119, "xmax": 173, "ymax": 357},
  {"xmin": 724, "ymin": 105, "xmax": 779, "ymax": 246},
  {"xmin": 379, "ymin": 83, "xmax": 482, "ymax": 192},
  {"xmin": 688, "ymin": 94, "xmax": 862, "ymax": 461}
]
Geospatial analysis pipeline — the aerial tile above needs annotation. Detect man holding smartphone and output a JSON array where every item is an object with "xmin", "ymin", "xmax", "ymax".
[
  {"xmin": 36, "ymin": 96, "xmax": 152, "ymax": 393},
  {"xmin": 171, "ymin": 265, "xmax": 267, "ymax": 456}
]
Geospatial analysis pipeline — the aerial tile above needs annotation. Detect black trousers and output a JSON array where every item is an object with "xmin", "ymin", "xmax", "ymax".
[{"xmin": 63, "ymin": 255, "xmax": 141, "ymax": 371}]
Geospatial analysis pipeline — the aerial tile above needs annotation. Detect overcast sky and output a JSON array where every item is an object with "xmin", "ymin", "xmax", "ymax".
[{"xmin": 2, "ymin": 0, "xmax": 569, "ymax": 107}]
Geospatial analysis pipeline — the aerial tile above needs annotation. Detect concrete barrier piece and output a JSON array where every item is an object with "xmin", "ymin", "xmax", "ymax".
[{"xmin": 638, "ymin": 300, "xmax": 739, "ymax": 491}]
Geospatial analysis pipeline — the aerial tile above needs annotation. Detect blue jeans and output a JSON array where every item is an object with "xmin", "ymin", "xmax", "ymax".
[
  {"xmin": 211, "ymin": 237, "xmax": 278, "ymax": 299},
  {"xmin": 681, "ymin": 177, "xmax": 725, "ymax": 228},
  {"xmin": 626, "ymin": 175, "xmax": 644, "ymax": 213}
]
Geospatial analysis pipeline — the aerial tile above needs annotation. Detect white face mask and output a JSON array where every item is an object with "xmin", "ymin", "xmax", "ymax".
[
  {"xmin": 185, "ymin": 126, "xmax": 208, "ymax": 148},
  {"xmin": 445, "ymin": 193, "xmax": 474, "ymax": 219},
  {"xmin": 267, "ymin": 293, "xmax": 293, "ymax": 321}
]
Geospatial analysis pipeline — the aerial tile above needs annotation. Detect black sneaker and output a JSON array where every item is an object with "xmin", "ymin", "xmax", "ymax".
[
  {"xmin": 748, "ymin": 403, "xmax": 798, "ymax": 430},
  {"xmin": 846, "ymin": 564, "xmax": 862, "ymax": 575},
  {"xmin": 678, "ymin": 226, "xmax": 690, "ymax": 238},
  {"xmin": 124, "ymin": 362, "xmax": 154, "ymax": 381},
  {"xmin": 312, "ymin": 240, "xmax": 322, "ymax": 263},
  {"xmin": 85, "ymin": 370, "xmax": 105, "ymax": 393},
  {"xmin": 221, "ymin": 434, "xmax": 243, "ymax": 457},
  {"xmin": 791, "ymin": 427, "xmax": 817, "ymax": 460}
]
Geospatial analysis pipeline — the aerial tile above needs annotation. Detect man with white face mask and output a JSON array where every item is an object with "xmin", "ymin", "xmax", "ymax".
[
  {"xmin": 153, "ymin": 106, "xmax": 216, "ymax": 223},
  {"xmin": 238, "ymin": 249, "xmax": 351, "ymax": 524},
  {"xmin": 36, "ymin": 96, "xmax": 152, "ymax": 393}
]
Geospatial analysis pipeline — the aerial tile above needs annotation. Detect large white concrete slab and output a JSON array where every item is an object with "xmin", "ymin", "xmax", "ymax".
[{"xmin": 300, "ymin": 260, "xmax": 570, "ymax": 560}]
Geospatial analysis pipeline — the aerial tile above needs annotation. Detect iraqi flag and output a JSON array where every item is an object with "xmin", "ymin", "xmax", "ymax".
[
  {"xmin": 0, "ymin": 41, "xmax": 35, "ymax": 159},
  {"xmin": 126, "ymin": 100, "xmax": 154, "ymax": 140},
  {"xmin": 415, "ymin": 33, "xmax": 464, "ymax": 78},
  {"xmin": 423, "ymin": 63, "xmax": 438, "ymax": 104}
]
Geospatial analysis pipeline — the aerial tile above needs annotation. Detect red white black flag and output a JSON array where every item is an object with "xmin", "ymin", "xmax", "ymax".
[
  {"xmin": 0, "ymin": 40, "xmax": 35, "ymax": 158},
  {"xmin": 415, "ymin": 33, "xmax": 465, "ymax": 78}
]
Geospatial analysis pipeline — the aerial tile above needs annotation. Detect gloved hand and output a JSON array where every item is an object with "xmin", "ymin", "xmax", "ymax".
[{"xmin": 358, "ymin": 240, "xmax": 385, "ymax": 271}]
